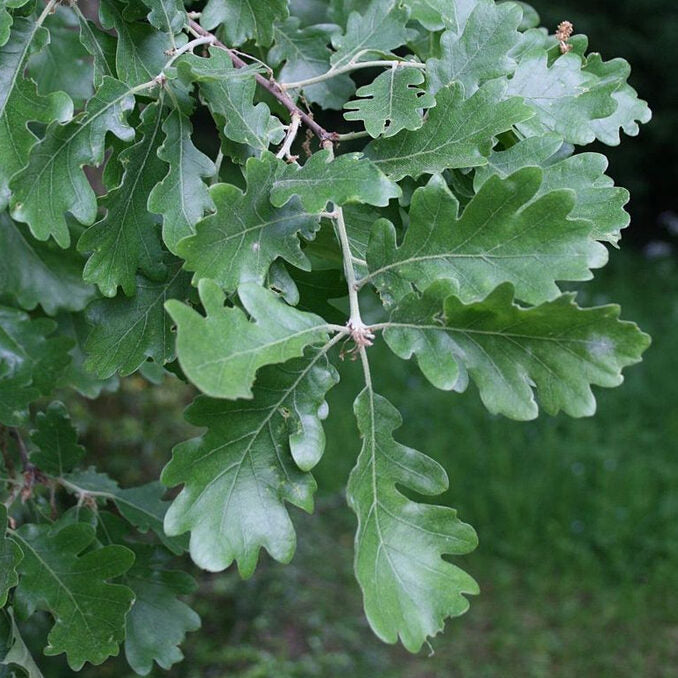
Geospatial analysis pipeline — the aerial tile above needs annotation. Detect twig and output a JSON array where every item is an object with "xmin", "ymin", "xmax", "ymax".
[
  {"xmin": 187, "ymin": 18, "xmax": 337, "ymax": 146},
  {"xmin": 9, "ymin": 429, "xmax": 30, "ymax": 471}
]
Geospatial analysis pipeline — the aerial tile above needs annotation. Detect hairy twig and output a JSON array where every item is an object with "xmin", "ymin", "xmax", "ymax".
[{"xmin": 187, "ymin": 18, "xmax": 338, "ymax": 146}]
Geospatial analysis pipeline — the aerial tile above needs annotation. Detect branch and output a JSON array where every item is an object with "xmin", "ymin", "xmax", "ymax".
[{"xmin": 187, "ymin": 18, "xmax": 338, "ymax": 146}]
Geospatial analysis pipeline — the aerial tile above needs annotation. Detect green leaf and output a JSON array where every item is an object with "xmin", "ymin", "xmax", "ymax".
[
  {"xmin": 582, "ymin": 53, "xmax": 652, "ymax": 146},
  {"xmin": 139, "ymin": 0, "xmax": 186, "ymax": 36},
  {"xmin": 201, "ymin": 0, "xmax": 289, "ymax": 46},
  {"xmin": 10, "ymin": 76, "xmax": 136, "ymax": 248},
  {"xmin": 0, "ymin": 607, "xmax": 43, "ymax": 678},
  {"xmin": 366, "ymin": 170, "xmax": 607, "ymax": 307},
  {"xmin": 78, "ymin": 101, "xmax": 167, "ymax": 297},
  {"xmin": 0, "ymin": 0, "xmax": 31, "ymax": 46},
  {"xmin": 427, "ymin": 0, "xmax": 522, "ymax": 95},
  {"xmin": 28, "ymin": 8, "xmax": 94, "ymax": 108},
  {"xmin": 506, "ymin": 48, "xmax": 623, "ymax": 146},
  {"xmin": 347, "ymin": 389, "xmax": 478, "ymax": 652},
  {"xmin": 270, "ymin": 18, "xmax": 354, "ymax": 110},
  {"xmin": 123, "ymin": 545, "xmax": 200, "ymax": 674},
  {"xmin": 271, "ymin": 149, "xmax": 402, "ymax": 213},
  {"xmin": 366, "ymin": 80, "xmax": 534, "ymax": 180},
  {"xmin": 0, "ymin": 506, "xmax": 22, "ymax": 606},
  {"xmin": 84, "ymin": 262, "xmax": 192, "ymax": 379},
  {"xmin": 0, "ymin": 16, "xmax": 73, "ymax": 211},
  {"xmin": 166, "ymin": 279, "xmax": 332, "ymax": 399},
  {"xmin": 330, "ymin": 0, "xmax": 411, "ymax": 69},
  {"xmin": 76, "ymin": 10, "xmax": 117, "ymax": 86},
  {"xmin": 99, "ymin": 0, "xmax": 174, "ymax": 88},
  {"xmin": 0, "ymin": 213, "xmax": 95, "ymax": 315},
  {"xmin": 344, "ymin": 66, "xmax": 434, "ymax": 138},
  {"xmin": 11, "ymin": 519, "xmax": 134, "ymax": 670},
  {"xmin": 383, "ymin": 280, "xmax": 651, "ymax": 420},
  {"xmin": 148, "ymin": 108, "xmax": 216, "ymax": 254},
  {"xmin": 403, "ymin": 0, "xmax": 475, "ymax": 31},
  {"xmin": 474, "ymin": 134, "xmax": 631, "ymax": 244},
  {"xmin": 0, "ymin": 307, "xmax": 72, "ymax": 426},
  {"xmin": 178, "ymin": 47, "xmax": 284, "ymax": 151},
  {"xmin": 162, "ymin": 350, "xmax": 339, "ymax": 574},
  {"xmin": 178, "ymin": 153, "xmax": 319, "ymax": 291},
  {"xmin": 29, "ymin": 401, "xmax": 85, "ymax": 476},
  {"xmin": 63, "ymin": 468, "xmax": 187, "ymax": 554}
]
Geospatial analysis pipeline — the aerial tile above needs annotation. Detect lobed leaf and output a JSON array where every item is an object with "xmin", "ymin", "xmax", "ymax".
[
  {"xmin": 166, "ymin": 279, "xmax": 332, "ymax": 400},
  {"xmin": 366, "ymin": 80, "xmax": 534, "ymax": 179},
  {"xmin": 201, "ymin": 0, "xmax": 289, "ymax": 46},
  {"xmin": 271, "ymin": 149, "xmax": 402, "ymax": 212},
  {"xmin": 347, "ymin": 389, "xmax": 478, "ymax": 652},
  {"xmin": 365, "ymin": 169, "xmax": 607, "ymax": 307},
  {"xmin": 29, "ymin": 401, "xmax": 85, "ymax": 476},
  {"xmin": 163, "ymin": 350, "xmax": 339, "ymax": 574},
  {"xmin": 0, "ymin": 506, "xmax": 22, "ymax": 607}
]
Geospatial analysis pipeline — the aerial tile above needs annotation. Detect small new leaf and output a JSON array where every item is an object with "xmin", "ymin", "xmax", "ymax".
[
  {"xmin": 271, "ymin": 149, "xmax": 402, "ymax": 213},
  {"xmin": 348, "ymin": 390, "xmax": 478, "ymax": 652},
  {"xmin": 166, "ymin": 279, "xmax": 331, "ymax": 399},
  {"xmin": 162, "ymin": 351, "xmax": 339, "ymax": 573},
  {"xmin": 344, "ymin": 66, "xmax": 434, "ymax": 138}
]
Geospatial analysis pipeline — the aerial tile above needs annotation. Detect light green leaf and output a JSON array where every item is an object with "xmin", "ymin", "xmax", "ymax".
[
  {"xmin": 582, "ymin": 53, "xmax": 652, "ymax": 146},
  {"xmin": 270, "ymin": 18, "xmax": 354, "ymax": 110},
  {"xmin": 474, "ymin": 134, "xmax": 631, "ymax": 244},
  {"xmin": 11, "ymin": 519, "xmax": 134, "ymax": 670},
  {"xmin": 366, "ymin": 80, "xmax": 534, "ymax": 180},
  {"xmin": 79, "ymin": 101, "xmax": 167, "ymax": 297},
  {"xmin": 365, "ymin": 169, "xmax": 607, "ymax": 307},
  {"xmin": 10, "ymin": 76, "xmax": 135, "ymax": 248},
  {"xmin": 0, "ymin": 307, "xmax": 72, "ymax": 425},
  {"xmin": 331, "ymin": 0, "xmax": 411, "ymax": 69},
  {"xmin": 28, "ymin": 8, "xmax": 94, "ymax": 107},
  {"xmin": 344, "ymin": 66, "xmax": 434, "ymax": 138},
  {"xmin": 271, "ymin": 149, "xmax": 402, "ymax": 213},
  {"xmin": 0, "ymin": 506, "xmax": 22, "ymax": 606},
  {"xmin": 63, "ymin": 468, "xmax": 187, "ymax": 555},
  {"xmin": 84, "ymin": 262, "xmax": 192, "ymax": 379},
  {"xmin": 201, "ymin": 0, "xmax": 289, "ymax": 46},
  {"xmin": 178, "ymin": 153, "xmax": 319, "ymax": 291},
  {"xmin": 347, "ymin": 389, "xmax": 478, "ymax": 652},
  {"xmin": 506, "ymin": 48, "xmax": 628, "ymax": 146},
  {"xmin": 0, "ymin": 16, "xmax": 73, "ymax": 211},
  {"xmin": 166, "ymin": 279, "xmax": 331, "ymax": 399},
  {"xmin": 0, "ymin": 0, "xmax": 31, "ymax": 47},
  {"xmin": 29, "ymin": 401, "xmax": 85, "ymax": 476},
  {"xmin": 149, "ymin": 109, "xmax": 216, "ymax": 254},
  {"xmin": 403, "ymin": 0, "xmax": 476, "ymax": 32},
  {"xmin": 0, "ymin": 213, "xmax": 95, "ymax": 315},
  {"xmin": 178, "ymin": 47, "xmax": 285, "ymax": 151},
  {"xmin": 427, "ymin": 0, "xmax": 522, "ymax": 95},
  {"xmin": 139, "ymin": 0, "xmax": 185, "ymax": 36},
  {"xmin": 383, "ymin": 280, "xmax": 651, "ymax": 420},
  {"xmin": 162, "ymin": 350, "xmax": 339, "ymax": 574},
  {"xmin": 76, "ymin": 10, "xmax": 117, "ymax": 86},
  {"xmin": 123, "ymin": 545, "xmax": 200, "ymax": 675}
]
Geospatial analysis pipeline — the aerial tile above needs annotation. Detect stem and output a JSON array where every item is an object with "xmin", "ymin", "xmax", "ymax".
[
  {"xmin": 164, "ymin": 35, "xmax": 215, "ymax": 69},
  {"xmin": 9, "ymin": 430, "xmax": 30, "ymax": 471},
  {"xmin": 334, "ymin": 207, "xmax": 363, "ymax": 327},
  {"xmin": 36, "ymin": 0, "xmax": 58, "ymax": 27},
  {"xmin": 282, "ymin": 60, "xmax": 426, "ymax": 91},
  {"xmin": 336, "ymin": 130, "xmax": 372, "ymax": 142},
  {"xmin": 276, "ymin": 112, "xmax": 302, "ymax": 160},
  {"xmin": 187, "ymin": 18, "xmax": 337, "ymax": 145},
  {"xmin": 212, "ymin": 149, "xmax": 224, "ymax": 185}
]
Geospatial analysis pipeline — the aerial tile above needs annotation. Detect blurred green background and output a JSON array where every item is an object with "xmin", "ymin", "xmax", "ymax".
[{"xmin": 27, "ymin": 1, "xmax": 678, "ymax": 676}]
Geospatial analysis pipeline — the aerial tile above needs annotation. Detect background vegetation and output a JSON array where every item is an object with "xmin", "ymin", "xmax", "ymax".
[{"xmin": 21, "ymin": 1, "xmax": 678, "ymax": 675}]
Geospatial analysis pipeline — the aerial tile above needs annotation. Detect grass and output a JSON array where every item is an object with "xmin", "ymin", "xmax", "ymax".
[{"xmin": 56, "ymin": 250, "xmax": 678, "ymax": 677}]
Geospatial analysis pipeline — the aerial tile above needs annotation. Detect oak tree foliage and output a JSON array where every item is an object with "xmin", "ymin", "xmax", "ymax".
[{"xmin": 0, "ymin": 0, "xmax": 651, "ymax": 673}]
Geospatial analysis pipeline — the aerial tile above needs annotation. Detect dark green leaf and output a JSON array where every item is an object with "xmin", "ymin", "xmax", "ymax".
[
  {"xmin": 29, "ymin": 401, "xmax": 85, "ymax": 476},
  {"xmin": 201, "ymin": 0, "xmax": 289, "ymax": 46},
  {"xmin": 0, "ymin": 506, "xmax": 22, "ymax": 606}
]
